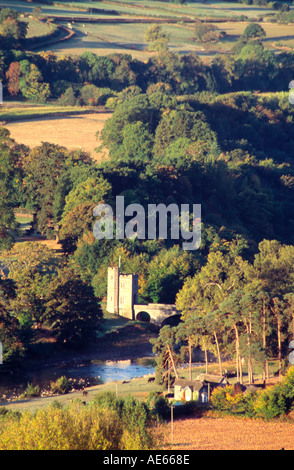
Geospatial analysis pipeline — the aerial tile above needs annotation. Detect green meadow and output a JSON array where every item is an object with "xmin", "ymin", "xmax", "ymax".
[{"xmin": 1, "ymin": 0, "xmax": 293, "ymax": 59}]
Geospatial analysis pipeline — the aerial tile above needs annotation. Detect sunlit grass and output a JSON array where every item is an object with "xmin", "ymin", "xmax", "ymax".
[
  {"xmin": 24, "ymin": 18, "xmax": 57, "ymax": 39},
  {"xmin": 0, "ymin": 105, "xmax": 93, "ymax": 122}
]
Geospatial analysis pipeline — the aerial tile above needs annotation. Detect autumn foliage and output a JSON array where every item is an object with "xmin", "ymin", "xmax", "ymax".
[
  {"xmin": 5, "ymin": 62, "xmax": 21, "ymax": 96},
  {"xmin": 0, "ymin": 396, "xmax": 161, "ymax": 450}
]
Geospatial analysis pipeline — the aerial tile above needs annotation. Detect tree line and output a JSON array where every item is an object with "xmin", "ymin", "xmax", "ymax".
[
  {"xmin": 1, "ymin": 7, "xmax": 294, "ymax": 104},
  {"xmin": 150, "ymin": 239, "xmax": 294, "ymax": 387},
  {"xmin": 4, "ymin": 43, "xmax": 294, "ymax": 100}
]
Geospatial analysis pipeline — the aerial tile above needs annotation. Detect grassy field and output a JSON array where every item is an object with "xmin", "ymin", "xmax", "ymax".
[
  {"xmin": 62, "ymin": 0, "xmax": 276, "ymax": 19},
  {"xmin": 210, "ymin": 21, "xmax": 294, "ymax": 52},
  {"xmin": 3, "ymin": 111, "xmax": 111, "ymax": 161},
  {"xmin": 24, "ymin": 18, "xmax": 57, "ymax": 39},
  {"xmin": 0, "ymin": 104, "xmax": 96, "ymax": 121},
  {"xmin": 0, "ymin": 374, "xmax": 160, "ymax": 413},
  {"xmin": 0, "ymin": 0, "xmax": 276, "ymax": 19},
  {"xmin": 0, "ymin": 1, "xmax": 103, "ymax": 18},
  {"xmin": 1, "ymin": 0, "xmax": 293, "ymax": 58},
  {"xmin": 62, "ymin": 21, "xmax": 201, "ymax": 57},
  {"xmin": 38, "ymin": 18, "xmax": 294, "ymax": 59}
]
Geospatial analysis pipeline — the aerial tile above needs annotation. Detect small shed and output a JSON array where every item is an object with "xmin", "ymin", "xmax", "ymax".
[
  {"xmin": 174, "ymin": 379, "xmax": 199, "ymax": 401},
  {"xmin": 174, "ymin": 374, "xmax": 230, "ymax": 403},
  {"xmin": 174, "ymin": 379, "xmax": 204, "ymax": 402}
]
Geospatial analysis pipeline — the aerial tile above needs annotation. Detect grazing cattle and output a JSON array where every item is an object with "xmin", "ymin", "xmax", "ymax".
[
  {"xmin": 82, "ymin": 390, "xmax": 88, "ymax": 397},
  {"xmin": 148, "ymin": 377, "xmax": 155, "ymax": 383}
]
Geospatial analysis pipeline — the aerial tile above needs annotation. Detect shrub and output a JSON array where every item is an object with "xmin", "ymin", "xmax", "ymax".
[
  {"xmin": 20, "ymin": 383, "xmax": 41, "ymax": 399},
  {"xmin": 194, "ymin": 24, "xmax": 225, "ymax": 44},
  {"xmin": 211, "ymin": 385, "xmax": 232, "ymax": 412},
  {"xmin": 0, "ymin": 400, "xmax": 162, "ymax": 450},
  {"xmin": 242, "ymin": 23, "xmax": 266, "ymax": 40},
  {"xmin": 120, "ymin": 395, "xmax": 154, "ymax": 449},
  {"xmin": 78, "ymin": 85, "xmax": 114, "ymax": 106},
  {"xmin": 211, "ymin": 385, "xmax": 256, "ymax": 417},
  {"xmin": 211, "ymin": 367, "xmax": 294, "ymax": 420},
  {"xmin": 253, "ymin": 384, "xmax": 288, "ymax": 420},
  {"xmin": 0, "ymin": 403, "xmax": 121, "ymax": 450},
  {"xmin": 93, "ymin": 391, "xmax": 122, "ymax": 414},
  {"xmin": 172, "ymin": 400, "xmax": 199, "ymax": 418},
  {"xmin": 279, "ymin": 365, "xmax": 294, "ymax": 401},
  {"xmin": 253, "ymin": 367, "xmax": 294, "ymax": 419},
  {"xmin": 58, "ymin": 86, "xmax": 76, "ymax": 106},
  {"xmin": 93, "ymin": 392, "xmax": 159, "ymax": 449},
  {"xmin": 50, "ymin": 376, "xmax": 72, "ymax": 395},
  {"xmin": 146, "ymin": 391, "xmax": 170, "ymax": 419},
  {"xmin": 144, "ymin": 24, "xmax": 170, "ymax": 52}
]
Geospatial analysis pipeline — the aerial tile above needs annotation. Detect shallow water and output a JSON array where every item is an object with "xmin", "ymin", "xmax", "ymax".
[{"xmin": 0, "ymin": 357, "xmax": 155, "ymax": 397}]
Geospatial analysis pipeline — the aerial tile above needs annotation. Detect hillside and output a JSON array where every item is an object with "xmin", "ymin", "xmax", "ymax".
[{"xmin": 1, "ymin": 0, "xmax": 294, "ymax": 451}]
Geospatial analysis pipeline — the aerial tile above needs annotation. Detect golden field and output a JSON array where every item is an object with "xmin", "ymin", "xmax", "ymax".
[{"xmin": 4, "ymin": 113, "xmax": 111, "ymax": 162}]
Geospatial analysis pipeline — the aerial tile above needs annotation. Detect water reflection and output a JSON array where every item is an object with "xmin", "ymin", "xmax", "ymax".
[{"xmin": 0, "ymin": 357, "xmax": 155, "ymax": 397}]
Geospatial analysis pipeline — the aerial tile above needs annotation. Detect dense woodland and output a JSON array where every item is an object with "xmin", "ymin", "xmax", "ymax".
[{"xmin": 0, "ymin": 7, "xmax": 294, "ymax": 387}]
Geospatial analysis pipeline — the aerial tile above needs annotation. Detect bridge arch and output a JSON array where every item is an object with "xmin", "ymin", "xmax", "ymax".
[
  {"xmin": 161, "ymin": 314, "xmax": 182, "ymax": 327},
  {"xmin": 133, "ymin": 303, "xmax": 181, "ymax": 326},
  {"xmin": 136, "ymin": 311, "xmax": 151, "ymax": 323}
]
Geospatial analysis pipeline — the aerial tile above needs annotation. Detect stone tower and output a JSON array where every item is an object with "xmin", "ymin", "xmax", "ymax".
[
  {"xmin": 107, "ymin": 267, "xmax": 120, "ymax": 315},
  {"xmin": 107, "ymin": 267, "xmax": 138, "ymax": 320}
]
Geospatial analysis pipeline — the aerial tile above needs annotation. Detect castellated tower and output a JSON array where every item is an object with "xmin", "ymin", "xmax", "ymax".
[
  {"xmin": 107, "ymin": 267, "xmax": 119, "ymax": 315},
  {"xmin": 107, "ymin": 267, "xmax": 139, "ymax": 320}
]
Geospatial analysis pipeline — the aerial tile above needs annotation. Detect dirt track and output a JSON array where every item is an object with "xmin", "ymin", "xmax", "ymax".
[{"xmin": 169, "ymin": 415, "xmax": 294, "ymax": 450}]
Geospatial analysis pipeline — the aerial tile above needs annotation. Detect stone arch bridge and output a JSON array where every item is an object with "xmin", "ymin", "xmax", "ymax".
[
  {"xmin": 107, "ymin": 266, "xmax": 181, "ymax": 326},
  {"xmin": 133, "ymin": 304, "xmax": 181, "ymax": 326}
]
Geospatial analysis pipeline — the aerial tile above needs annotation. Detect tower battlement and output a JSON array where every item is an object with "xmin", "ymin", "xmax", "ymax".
[{"xmin": 107, "ymin": 267, "xmax": 138, "ymax": 320}]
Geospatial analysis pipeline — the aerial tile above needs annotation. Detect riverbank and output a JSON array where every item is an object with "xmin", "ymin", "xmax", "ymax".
[
  {"xmin": 22, "ymin": 321, "xmax": 160, "ymax": 372},
  {"xmin": 0, "ymin": 320, "xmax": 159, "ymax": 400},
  {"xmin": 0, "ymin": 371, "xmax": 161, "ymax": 412}
]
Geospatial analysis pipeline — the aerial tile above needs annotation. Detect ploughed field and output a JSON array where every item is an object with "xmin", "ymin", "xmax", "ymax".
[{"xmin": 167, "ymin": 415, "xmax": 294, "ymax": 450}]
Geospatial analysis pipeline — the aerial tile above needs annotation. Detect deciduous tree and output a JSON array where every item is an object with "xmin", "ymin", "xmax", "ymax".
[
  {"xmin": 144, "ymin": 25, "xmax": 170, "ymax": 53},
  {"xmin": 44, "ymin": 266, "xmax": 102, "ymax": 346},
  {"xmin": 6, "ymin": 61, "xmax": 21, "ymax": 97},
  {"xmin": 242, "ymin": 23, "xmax": 266, "ymax": 41}
]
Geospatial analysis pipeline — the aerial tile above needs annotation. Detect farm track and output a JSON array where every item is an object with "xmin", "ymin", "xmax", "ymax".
[{"xmin": 25, "ymin": 24, "xmax": 75, "ymax": 51}]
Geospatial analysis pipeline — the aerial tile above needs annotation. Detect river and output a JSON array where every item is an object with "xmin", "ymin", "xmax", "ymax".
[{"xmin": 0, "ymin": 357, "xmax": 156, "ymax": 399}]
